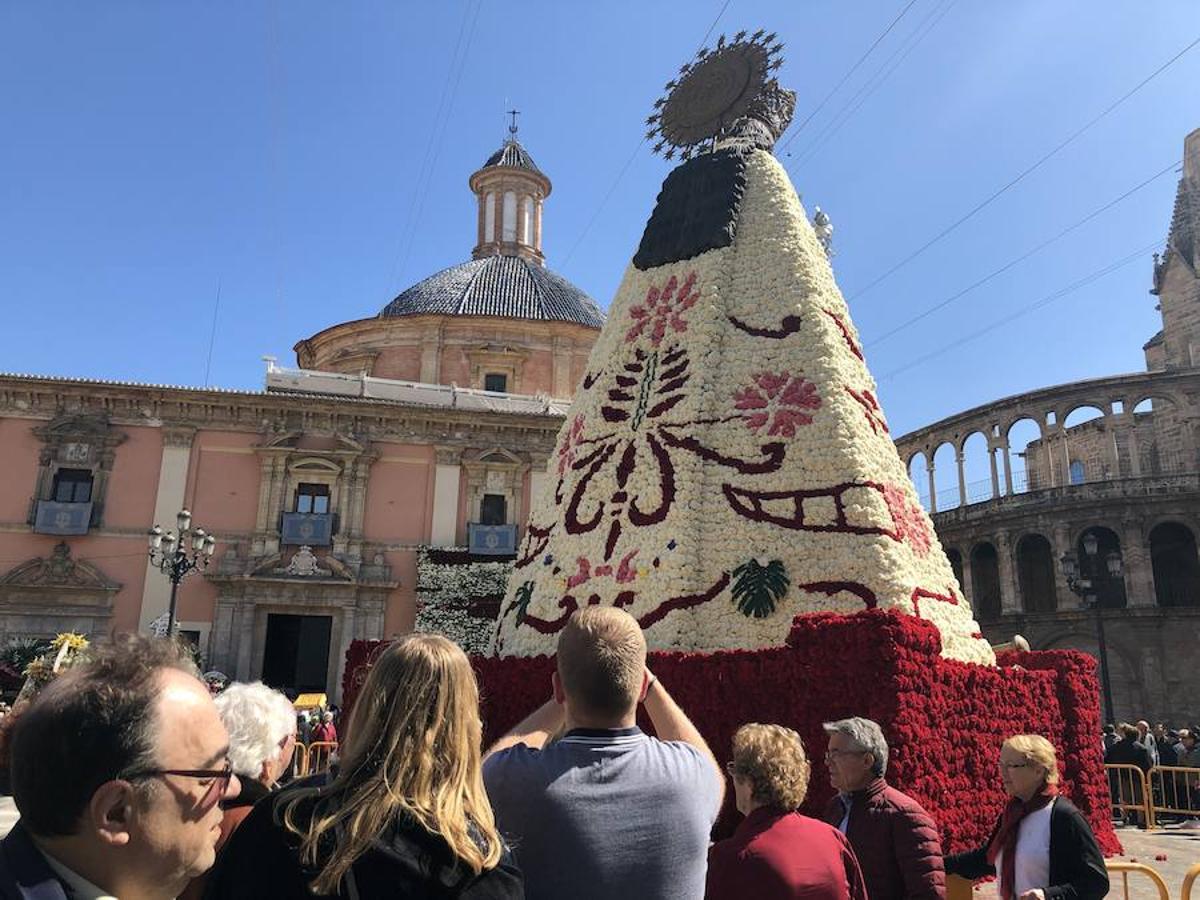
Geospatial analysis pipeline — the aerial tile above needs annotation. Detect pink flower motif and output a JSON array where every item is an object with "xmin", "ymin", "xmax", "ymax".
[
  {"xmin": 557, "ymin": 415, "xmax": 586, "ymax": 476},
  {"xmin": 565, "ymin": 550, "xmax": 640, "ymax": 589},
  {"xmin": 733, "ymin": 372, "xmax": 821, "ymax": 437},
  {"xmin": 882, "ymin": 484, "xmax": 932, "ymax": 557},
  {"xmin": 626, "ymin": 272, "xmax": 700, "ymax": 347}
]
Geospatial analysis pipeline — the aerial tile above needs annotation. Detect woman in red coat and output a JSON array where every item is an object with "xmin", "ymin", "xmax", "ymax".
[{"xmin": 706, "ymin": 723, "xmax": 868, "ymax": 900}]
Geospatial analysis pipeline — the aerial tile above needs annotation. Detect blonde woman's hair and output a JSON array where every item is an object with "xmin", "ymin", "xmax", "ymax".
[
  {"xmin": 730, "ymin": 723, "xmax": 811, "ymax": 810},
  {"xmin": 1002, "ymin": 734, "xmax": 1060, "ymax": 785},
  {"xmin": 556, "ymin": 606, "xmax": 646, "ymax": 717},
  {"xmin": 281, "ymin": 634, "xmax": 502, "ymax": 893}
]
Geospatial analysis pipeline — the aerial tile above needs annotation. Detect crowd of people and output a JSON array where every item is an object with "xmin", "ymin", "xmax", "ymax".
[
  {"xmin": 1103, "ymin": 719, "xmax": 1200, "ymax": 827},
  {"xmin": 0, "ymin": 608, "xmax": 1111, "ymax": 900}
]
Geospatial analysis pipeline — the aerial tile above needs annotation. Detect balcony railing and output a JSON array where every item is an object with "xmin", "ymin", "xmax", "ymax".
[
  {"xmin": 33, "ymin": 500, "xmax": 93, "ymax": 535},
  {"xmin": 468, "ymin": 523, "xmax": 517, "ymax": 556},
  {"xmin": 280, "ymin": 512, "xmax": 335, "ymax": 546}
]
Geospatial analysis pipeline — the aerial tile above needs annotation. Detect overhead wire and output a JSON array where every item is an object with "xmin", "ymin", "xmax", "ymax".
[
  {"xmin": 778, "ymin": 0, "xmax": 921, "ymax": 153},
  {"xmin": 865, "ymin": 154, "xmax": 1189, "ymax": 348},
  {"xmin": 560, "ymin": 0, "xmax": 733, "ymax": 267},
  {"xmin": 387, "ymin": 0, "xmax": 482, "ymax": 292},
  {"xmin": 849, "ymin": 33, "xmax": 1200, "ymax": 302},
  {"xmin": 789, "ymin": 0, "xmax": 958, "ymax": 170},
  {"xmin": 877, "ymin": 237, "xmax": 1165, "ymax": 383}
]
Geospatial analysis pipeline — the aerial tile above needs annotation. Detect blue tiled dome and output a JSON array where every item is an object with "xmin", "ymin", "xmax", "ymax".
[
  {"xmin": 483, "ymin": 140, "xmax": 543, "ymax": 174},
  {"xmin": 380, "ymin": 255, "xmax": 605, "ymax": 328}
]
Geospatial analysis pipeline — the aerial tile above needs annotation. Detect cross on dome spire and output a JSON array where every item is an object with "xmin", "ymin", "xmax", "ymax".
[{"xmin": 507, "ymin": 108, "xmax": 520, "ymax": 139}]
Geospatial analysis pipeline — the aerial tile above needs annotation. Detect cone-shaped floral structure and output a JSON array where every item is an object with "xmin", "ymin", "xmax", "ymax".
[{"xmin": 495, "ymin": 40, "xmax": 993, "ymax": 665}]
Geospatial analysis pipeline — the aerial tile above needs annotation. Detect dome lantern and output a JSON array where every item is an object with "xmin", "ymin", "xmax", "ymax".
[{"xmin": 468, "ymin": 111, "xmax": 552, "ymax": 265}]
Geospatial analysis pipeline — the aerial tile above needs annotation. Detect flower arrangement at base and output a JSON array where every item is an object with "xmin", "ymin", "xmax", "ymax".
[
  {"xmin": 413, "ymin": 547, "xmax": 514, "ymax": 655},
  {"xmin": 343, "ymin": 609, "xmax": 1118, "ymax": 857},
  {"xmin": 16, "ymin": 632, "xmax": 90, "ymax": 701}
]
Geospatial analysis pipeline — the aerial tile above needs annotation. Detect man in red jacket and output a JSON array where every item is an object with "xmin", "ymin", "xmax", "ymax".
[{"xmin": 822, "ymin": 717, "xmax": 946, "ymax": 900}]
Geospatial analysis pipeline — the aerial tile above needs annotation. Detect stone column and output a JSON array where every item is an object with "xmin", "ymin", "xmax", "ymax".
[
  {"xmin": 1050, "ymin": 524, "xmax": 1074, "ymax": 611},
  {"xmin": 1127, "ymin": 420, "xmax": 1142, "ymax": 477},
  {"xmin": 1001, "ymin": 440, "xmax": 1014, "ymax": 495},
  {"xmin": 988, "ymin": 444, "xmax": 1001, "ymax": 499},
  {"xmin": 430, "ymin": 447, "xmax": 462, "ymax": 547},
  {"xmin": 1121, "ymin": 519, "xmax": 1156, "ymax": 607},
  {"xmin": 551, "ymin": 338, "xmax": 574, "ymax": 399},
  {"xmin": 960, "ymin": 551, "xmax": 975, "ymax": 606},
  {"xmin": 209, "ymin": 596, "xmax": 238, "ymax": 675},
  {"xmin": 926, "ymin": 459, "xmax": 937, "ymax": 513},
  {"xmin": 138, "ymin": 427, "xmax": 195, "ymax": 632},
  {"xmin": 956, "ymin": 449, "xmax": 968, "ymax": 506},
  {"xmin": 995, "ymin": 530, "xmax": 1020, "ymax": 614},
  {"xmin": 419, "ymin": 326, "xmax": 442, "ymax": 383}
]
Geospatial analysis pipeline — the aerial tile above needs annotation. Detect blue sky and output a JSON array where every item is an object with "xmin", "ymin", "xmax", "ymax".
[{"xmin": 2, "ymin": 1, "xmax": 1196, "ymax": 471}]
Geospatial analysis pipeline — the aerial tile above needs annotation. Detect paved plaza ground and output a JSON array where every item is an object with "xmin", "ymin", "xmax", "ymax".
[{"xmin": 0, "ymin": 795, "xmax": 1195, "ymax": 896}]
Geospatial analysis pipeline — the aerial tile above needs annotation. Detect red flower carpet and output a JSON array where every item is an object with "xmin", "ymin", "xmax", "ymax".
[{"xmin": 342, "ymin": 608, "xmax": 1119, "ymax": 855}]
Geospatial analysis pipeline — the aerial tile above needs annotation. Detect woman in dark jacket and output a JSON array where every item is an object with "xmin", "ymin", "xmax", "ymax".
[
  {"xmin": 205, "ymin": 634, "xmax": 523, "ymax": 899},
  {"xmin": 946, "ymin": 734, "xmax": 1108, "ymax": 900}
]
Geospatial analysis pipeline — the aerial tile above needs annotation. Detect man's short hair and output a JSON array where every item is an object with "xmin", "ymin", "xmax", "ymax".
[
  {"xmin": 215, "ymin": 682, "xmax": 295, "ymax": 779},
  {"xmin": 823, "ymin": 717, "xmax": 889, "ymax": 778},
  {"xmin": 556, "ymin": 607, "xmax": 647, "ymax": 718},
  {"xmin": 10, "ymin": 634, "xmax": 197, "ymax": 836}
]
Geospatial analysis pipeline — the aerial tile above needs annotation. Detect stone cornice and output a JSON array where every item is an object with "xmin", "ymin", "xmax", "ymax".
[{"xmin": 0, "ymin": 374, "xmax": 564, "ymax": 449}]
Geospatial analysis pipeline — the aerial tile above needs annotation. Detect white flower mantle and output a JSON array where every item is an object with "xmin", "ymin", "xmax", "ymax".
[
  {"xmin": 414, "ymin": 548, "xmax": 512, "ymax": 655},
  {"xmin": 494, "ymin": 149, "xmax": 994, "ymax": 666}
]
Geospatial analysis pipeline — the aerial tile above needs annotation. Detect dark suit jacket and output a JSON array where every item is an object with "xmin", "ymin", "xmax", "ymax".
[
  {"xmin": 944, "ymin": 797, "xmax": 1108, "ymax": 900},
  {"xmin": 0, "ymin": 822, "xmax": 70, "ymax": 900}
]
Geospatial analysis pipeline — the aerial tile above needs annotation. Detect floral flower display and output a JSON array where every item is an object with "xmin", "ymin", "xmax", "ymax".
[
  {"xmin": 494, "ymin": 146, "xmax": 993, "ymax": 663},
  {"xmin": 412, "ymin": 548, "xmax": 513, "ymax": 656},
  {"xmin": 341, "ymin": 609, "xmax": 1119, "ymax": 856}
]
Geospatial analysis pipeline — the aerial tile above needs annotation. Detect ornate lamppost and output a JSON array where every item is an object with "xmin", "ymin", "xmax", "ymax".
[
  {"xmin": 1060, "ymin": 531, "xmax": 1122, "ymax": 726},
  {"xmin": 148, "ymin": 509, "xmax": 216, "ymax": 637}
]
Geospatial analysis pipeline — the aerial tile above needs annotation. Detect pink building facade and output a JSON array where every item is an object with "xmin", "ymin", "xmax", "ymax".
[{"xmin": 0, "ymin": 133, "xmax": 600, "ymax": 700}]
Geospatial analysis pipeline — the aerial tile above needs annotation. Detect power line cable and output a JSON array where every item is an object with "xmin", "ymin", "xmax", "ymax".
[
  {"xmin": 203, "ymin": 278, "xmax": 222, "ymax": 387},
  {"xmin": 850, "ymin": 34, "xmax": 1200, "ymax": 302},
  {"xmin": 791, "ymin": 0, "xmax": 957, "ymax": 169},
  {"xmin": 560, "ymin": 0, "xmax": 733, "ymax": 267},
  {"xmin": 865, "ymin": 155, "xmax": 1187, "ymax": 348},
  {"xmin": 779, "ymin": 0, "xmax": 921, "ymax": 153},
  {"xmin": 878, "ymin": 237, "xmax": 1163, "ymax": 382},
  {"xmin": 387, "ymin": 0, "xmax": 481, "ymax": 291}
]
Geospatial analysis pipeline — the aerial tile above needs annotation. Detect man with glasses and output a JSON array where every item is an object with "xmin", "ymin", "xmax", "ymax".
[
  {"xmin": 0, "ymin": 634, "xmax": 239, "ymax": 900},
  {"xmin": 821, "ymin": 717, "xmax": 945, "ymax": 900}
]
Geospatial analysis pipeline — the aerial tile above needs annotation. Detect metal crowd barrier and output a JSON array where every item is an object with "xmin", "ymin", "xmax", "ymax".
[
  {"xmin": 290, "ymin": 742, "xmax": 310, "ymax": 778},
  {"xmin": 1182, "ymin": 862, "xmax": 1200, "ymax": 900},
  {"xmin": 1106, "ymin": 763, "xmax": 1155, "ymax": 829},
  {"xmin": 1147, "ymin": 765, "xmax": 1200, "ymax": 828},
  {"xmin": 1105, "ymin": 862, "xmax": 1170, "ymax": 900},
  {"xmin": 307, "ymin": 741, "xmax": 338, "ymax": 774}
]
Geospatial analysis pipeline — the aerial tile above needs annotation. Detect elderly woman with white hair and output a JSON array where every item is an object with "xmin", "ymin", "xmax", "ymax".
[{"xmin": 179, "ymin": 681, "xmax": 297, "ymax": 900}]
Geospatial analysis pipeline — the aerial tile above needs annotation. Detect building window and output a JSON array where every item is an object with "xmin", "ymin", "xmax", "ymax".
[
  {"xmin": 52, "ymin": 468, "xmax": 93, "ymax": 503},
  {"xmin": 484, "ymin": 372, "xmax": 508, "ymax": 393},
  {"xmin": 295, "ymin": 483, "xmax": 330, "ymax": 515},
  {"xmin": 484, "ymin": 191, "xmax": 496, "ymax": 243},
  {"xmin": 502, "ymin": 191, "xmax": 517, "ymax": 242},
  {"xmin": 522, "ymin": 196, "xmax": 534, "ymax": 244},
  {"xmin": 1069, "ymin": 460, "xmax": 1085, "ymax": 485},
  {"xmin": 481, "ymin": 493, "xmax": 507, "ymax": 525}
]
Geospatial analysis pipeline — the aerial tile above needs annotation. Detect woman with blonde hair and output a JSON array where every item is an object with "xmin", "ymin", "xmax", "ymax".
[
  {"xmin": 206, "ymin": 634, "xmax": 523, "ymax": 899},
  {"xmin": 946, "ymin": 734, "xmax": 1107, "ymax": 900},
  {"xmin": 706, "ymin": 723, "xmax": 867, "ymax": 899}
]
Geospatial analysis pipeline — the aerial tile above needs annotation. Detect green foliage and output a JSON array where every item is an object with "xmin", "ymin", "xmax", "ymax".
[
  {"xmin": 508, "ymin": 580, "xmax": 535, "ymax": 625},
  {"xmin": 0, "ymin": 639, "xmax": 51, "ymax": 672},
  {"xmin": 731, "ymin": 558, "xmax": 790, "ymax": 619}
]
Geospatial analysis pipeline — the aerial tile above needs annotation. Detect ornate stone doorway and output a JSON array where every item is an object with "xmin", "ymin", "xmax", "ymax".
[{"xmin": 262, "ymin": 613, "xmax": 333, "ymax": 694}]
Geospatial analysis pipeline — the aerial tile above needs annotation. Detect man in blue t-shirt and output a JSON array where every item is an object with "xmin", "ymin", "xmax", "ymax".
[{"xmin": 483, "ymin": 606, "xmax": 724, "ymax": 900}]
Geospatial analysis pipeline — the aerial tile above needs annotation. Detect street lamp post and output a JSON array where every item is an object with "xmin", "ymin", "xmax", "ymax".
[
  {"xmin": 148, "ymin": 508, "xmax": 216, "ymax": 637},
  {"xmin": 1060, "ymin": 531, "xmax": 1122, "ymax": 726}
]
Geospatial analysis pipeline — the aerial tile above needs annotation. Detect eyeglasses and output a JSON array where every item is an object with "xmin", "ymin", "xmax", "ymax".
[
  {"xmin": 128, "ymin": 760, "xmax": 235, "ymax": 786},
  {"xmin": 824, "ymin": 749, "xmax": 869, "ymax": 761}
]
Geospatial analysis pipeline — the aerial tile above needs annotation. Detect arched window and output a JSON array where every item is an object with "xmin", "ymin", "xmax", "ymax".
[
  {"xmin": 484, "ymin": 192, "xmax": 496, "ymax": 243},
  {"xmin": 945, "ymin": 548, "xmax": 965, "ymax": 594},
  {"xmin": 970, "ymin": 543, "xmax": 1002, "ymax": 620},
  {"xmin": 1149, "ymin": 522, "xmax": 1200, "ymax": 607},
  {"xmin": 1016, "ymin": 533, "xmax": 1057, "ymax": 613},
  {"xmin": 1069, "ymin": 460, "xmax": 1085, "ymax": 485},
  {"xmin": 502, "ymin": 191, "xmax": 517, "ymax": 242},
  {"xmin": 522, "ymin": 196, "xmax": 534, "ymax": 245}
]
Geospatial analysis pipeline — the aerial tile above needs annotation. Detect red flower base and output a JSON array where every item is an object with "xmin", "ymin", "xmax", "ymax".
[{"xmin": 343, "ymin": 609, "xmax": 1119, "ymax": 855}]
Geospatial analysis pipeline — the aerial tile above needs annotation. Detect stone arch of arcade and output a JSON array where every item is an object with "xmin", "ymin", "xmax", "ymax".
[{"xmin": 895, "ymin": 371, "xmax": 1200, "ymax": 508}]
